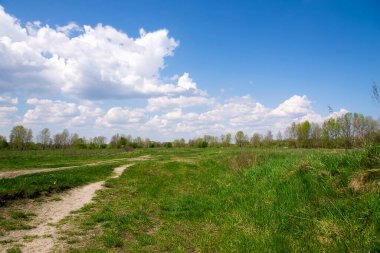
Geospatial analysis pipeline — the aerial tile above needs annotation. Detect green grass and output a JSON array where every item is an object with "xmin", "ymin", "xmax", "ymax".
[
  {"xmin": 0, "ymin": 149, "xmax": 145, "ymax": 171},
  {"xmin": 0, "ymin": 163, "xmax": 122, "ymax": 201},
  {"xmin": 0, "ymin": 147, "xmax": 378, "ymax": 252},
  {"xmin": 0, "ymin": 211, "xmax": 35, "ymax": 236},
  {"xmin": 65, "ymin": 147, "xmax": 379, "ymax": 252}
]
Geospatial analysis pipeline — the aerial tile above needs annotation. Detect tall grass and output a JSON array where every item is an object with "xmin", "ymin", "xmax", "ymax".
[{"xmin": 65, "ymin": 148, "xmax": 379, "ymax": 252}]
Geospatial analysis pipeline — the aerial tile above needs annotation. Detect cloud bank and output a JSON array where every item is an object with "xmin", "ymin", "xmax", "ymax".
[{"xmin": 0, "ymin": 6, "xmax": 347, "ymax": 140}]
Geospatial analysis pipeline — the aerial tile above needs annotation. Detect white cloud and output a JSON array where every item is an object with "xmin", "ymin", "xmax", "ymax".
[
  {"xmin": 0, "ymin": 95, "xmax": 18, "ymax": 104},
  {"xmin": 56, "ymin": 22, "xmax": 83, "ymax": 36},
  {"xmin": 0, "ymin": 6, "xmax": 352, "ymax": 141},
  {"xmin": 0, "ymin": 6, "xmax": 202, "ymax": 99},
  {"xmin": 177, "ymin": 73, "xmax": 197, "ymax": 90},
  {"xmin": 326, "ymin": 108, "xmax": 349, "ymax": 119},
  {"xmin": 94, "ymin": 94, "xmax": 347, "ymax": 139},
  {"xmin": 96, "ymin": 107, "xmax": 146, "ymax": 128},
  {"xmin": 147, "ymin": 95, "xmax": 215, "ymax": 111},
  {"xmin": 270, "ymin": 95, "xmax": 312, "ymax": 116},
  {"xmin": 0, "ymin": 106, "xmax": 18, "ymax": 126},
  {"xmin": 23, "ymin": 98, "xmax": 102, "ymax": 127}
]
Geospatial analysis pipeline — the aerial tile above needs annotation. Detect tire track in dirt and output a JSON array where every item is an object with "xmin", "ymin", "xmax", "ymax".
[
  {"xmin": 0, "ymin": 155, "xmax": 151, "ymax": 179},
  {"xmin": 0, "ymin": 155, "xmax": 151, "ymax": 252}
]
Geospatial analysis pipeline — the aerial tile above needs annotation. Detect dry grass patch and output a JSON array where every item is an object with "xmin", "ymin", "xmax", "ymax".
[
  {"xmin": 228, "ymin": 152, "xmax": 260, "ymax": 173},
  {"xmin": 349, "ymin": 168, "xmax": 380, "ymax": 192},
  {"xmin": 316, "ymin": 220, "xmax": 342, "ymax": 246}
]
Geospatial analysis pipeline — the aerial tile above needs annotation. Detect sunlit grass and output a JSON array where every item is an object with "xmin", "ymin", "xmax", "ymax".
[{"xmin": 63, "ymin": 147, "xmax": 379, "ymax": 252}]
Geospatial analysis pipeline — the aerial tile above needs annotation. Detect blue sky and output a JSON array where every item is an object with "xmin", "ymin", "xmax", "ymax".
[{"xmin": 0, "ymin": 0, "xmax": 379, "ymax": 140}]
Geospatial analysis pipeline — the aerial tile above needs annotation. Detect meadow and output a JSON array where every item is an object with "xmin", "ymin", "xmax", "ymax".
[
  {"xmin": 0, "ymin": 147, "xmax": 379, "ymax": 252},
  {"xmin": 0, "ymin": 149, "xmax": 146, "ymax": 171}
]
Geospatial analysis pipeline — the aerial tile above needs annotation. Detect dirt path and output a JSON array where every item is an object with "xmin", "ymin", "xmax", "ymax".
[
  {"xmin": 0, "ymin": 155, "xmax": 151, "ymax": 179},
  {"xmin": 0, "ymin": 164, "xmax": 134, "ymax": 253}
]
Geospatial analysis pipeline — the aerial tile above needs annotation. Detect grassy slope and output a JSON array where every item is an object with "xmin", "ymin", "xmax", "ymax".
[
  {"xmin": 0, "ymin": 149, "xmax": 145, "ymax": 171},
  {"xmin": 65, "ymin": 148, "xmax": 379, "ymax": 252}
]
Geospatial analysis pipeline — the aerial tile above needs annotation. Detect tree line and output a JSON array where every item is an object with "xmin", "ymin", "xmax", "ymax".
[{"xmin": 0, "ymin": 112, "xmax": 378, "ymax": 150}]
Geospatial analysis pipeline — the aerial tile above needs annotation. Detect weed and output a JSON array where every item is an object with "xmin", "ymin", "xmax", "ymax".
[
  {"xmin": 22, "ymin": 235, "xmax": 39, "ymax": 242},
  {"xmin": 10, "ymin": 211, "xmax": 34, "ymax": 220},
  {"xmin": 6, "ymin": 246, "xmax": 22, "ymax": 253}
]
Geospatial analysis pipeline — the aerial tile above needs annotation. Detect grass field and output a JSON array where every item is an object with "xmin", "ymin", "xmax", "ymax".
[
  {"xmin": 0, "ymin": 149, "xmax": 145, "ymax": 171},
  {"xmin": 0, "ymin": 147, "xmax": 379, "ymax": 252}
]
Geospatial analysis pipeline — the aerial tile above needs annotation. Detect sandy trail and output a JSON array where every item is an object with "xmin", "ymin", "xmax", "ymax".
[
  {"xmin": 0, "ymin": 164, "xmax": 134, "ymax": 253},
  {"xmin": 0, "ymin": 155, "xmax": 151, "ymax": 179}
]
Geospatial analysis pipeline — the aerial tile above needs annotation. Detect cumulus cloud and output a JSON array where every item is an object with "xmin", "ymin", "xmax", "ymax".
[
  {"xmin": 270, "ymin": 95, "xmax": 312, "ymax": 116},
  {"xmin": 23, "ymin": 98, "xmax": 102, "ymax": 127},
  {"xmin": 147, "ymin": 95, "xmax": 215, "ymax": 111},
  {"xmin": 0, "ymin": 6, "xmax": 201, "ymax": 99},
  {"xmin": 94, "ymin": 94, "xmax": 347, "ymax": 138},
  {"xmin": 96, "ymin": 107, "xmax": 145, "ymax": 128},
  {"xmin": 0, "ymin": 6, "xmax": 351, "ymax": 140}
]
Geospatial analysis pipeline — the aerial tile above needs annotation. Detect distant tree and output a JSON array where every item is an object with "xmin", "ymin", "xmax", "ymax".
[
  {"xmin": 0, "ymin": 135, "xmax": 8, "ymax": 149},
  {"xmin": 70, "ymin": 133, "xmax": 79, "ymax": 147},
  {"xmin": 322, "ymin": 118, "xmax": 340, "ymax": 148},
  {"xmin": 276, "ymin": 131, "xmax": 282, "ymax": 141},
  {"xmin": 351, "ymin": 113, "xmax": 378, "ymax": 146},
  {"xmin": 298, "ymin": 121, "xmax": 311, "ymax": 148},
  {"xmin": 91, "ymin": 136, "xmax": 106, "ymax": 148},
  {"xmin": 262, "ymin": 130, "xmax": 273, "ymax": 147},
  {"xmin": 173, "ymin": 138, "xmax": 186, "ymax": 147},
  {"xmin": 338, "ymin": 113, "xmax": 353, "ymax": 148},
  {"xmin": 188, "ymin": 139, "xmax": 196, "ymax": 147},
  {"xmin": 37, "ymin": 128, "xmax": 51, "ymax": 149},
  {"xmin": 204, "ymin": 135, "xmax": 219, "ymax": 147},
  {"xmin": 220, "ymin": 133, "xmax": 231, "ymax": 147},
  {"xmin": 109, "ymin": 134, "xmax": 121, "ymax": 148},
  {"xmin": 195, "ymin": 138, "xmax": 208, "ymax": 148},
  {"xmin": 310, "ymin": 123, "xmax": 321, "ymax": 148},
  {"xmin": 74, "ymin": 137, "xmax": 87, "ymax": 149},
  {"xmin": 235, "ymin": 131, "xmax": 249, "ymax": 147},
  {"xmin": 163, "ymin": 142, "xmax": 173, "ymax": 148},
  {"xmin": 143, "ymin": 138, "xmax": 151, "ymax": 148},
  {"xmin": 53, "ymin": 133, "xmax": 63, "ymax": 148},
  {"xmin": 276, "ymin": 131, "xmax": 283, "ymax": 147},
  {"xmin": 250, "ymin": 133, "xmax": 262, "ymax": 147},
  {"xmin": 119, "ymin": 136, "xmax": 127, "ymax": 147},
  {"xmin": 62, "ymin": 129, "xmax": 70, "ymax": 147},
  {"xmin": 133, "ymin": 137, "xmax": 143, "ymax": 148},
  {"xmin": 10, "ymin": 125, "xmax": 31, "ymax": 150}
]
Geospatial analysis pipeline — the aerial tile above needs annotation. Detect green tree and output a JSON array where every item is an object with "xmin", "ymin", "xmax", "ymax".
[
  {"xmin": 250, "ymin": 133, "xmax": 262, "ymax": 147},
  {"xmin": 220, "ymin": 133, "xmax": 231, "ymax": 147},
  {"xmin": 298, "ymin": 121, "xmax": 311, "ymax": 148},
  {"xmin": 262, "ymin": 130, "xmax": 273, "ymax": 147},
  {"xmin": 235, "ymin": 131, "xmax": 248, "ymax": 147},
  {"xmin": 0, "ymin": 135, "xmax": 8, "ymax": 149},
  {"xmin": 37, "ymin": 128, "xmax": 51, "ymax": 149},
  {"xmin": 9, "ymin": 125, "xmax": 31, "ymax": 150}
]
